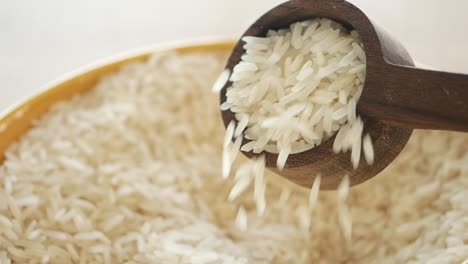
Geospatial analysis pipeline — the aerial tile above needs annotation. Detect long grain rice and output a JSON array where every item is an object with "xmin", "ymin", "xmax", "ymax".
[
  {"xmin": 223, "ymin": 18, "xmax": 372, "ymax": 175},
  {"xmin": 0, "ymin": 50, "xmax": 466, "ymax": 263}
]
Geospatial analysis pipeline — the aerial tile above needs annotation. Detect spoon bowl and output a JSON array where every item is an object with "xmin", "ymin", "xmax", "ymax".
[{"xmin": 220, "ymin": 0, "xmax": 468, "ymax": 189}]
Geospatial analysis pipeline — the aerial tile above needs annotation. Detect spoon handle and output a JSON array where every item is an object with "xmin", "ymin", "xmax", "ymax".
[{"xmin": 359, "ymin": 64, "xmax": 468, "ymax": 132}]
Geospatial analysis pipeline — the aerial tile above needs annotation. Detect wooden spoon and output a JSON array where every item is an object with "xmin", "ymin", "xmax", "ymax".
[{"xmin": 219, "ymin": 0, "xmax": 468, "ymax": 190}]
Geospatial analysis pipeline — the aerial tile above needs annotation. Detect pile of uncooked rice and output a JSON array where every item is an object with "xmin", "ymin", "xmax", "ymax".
[
  {"xmin": 0, "ymin": 51, "xmax": 467, "ymax": 264},
  {"xmin": 218, "ymin": 18, "xmax": 371, "ymax": 171}
]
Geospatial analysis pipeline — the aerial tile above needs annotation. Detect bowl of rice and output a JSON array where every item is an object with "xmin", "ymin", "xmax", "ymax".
[{"xmin": 0, "ymin": 39, "xmax": 467, "ymax": 264}]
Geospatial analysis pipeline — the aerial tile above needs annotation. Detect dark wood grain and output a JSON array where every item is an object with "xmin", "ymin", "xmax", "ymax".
[
  {"xmin": 360, "ymin": 64, "xmax": 468, "ymax": 131},
  {"xmin": 219, "ymin": 0, "xmax": 466, "ymax": 190}
]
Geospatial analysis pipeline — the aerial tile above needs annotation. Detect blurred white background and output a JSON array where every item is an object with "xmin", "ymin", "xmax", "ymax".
[{"xmin": 2, "ymin": 0, "xmax": 468, "ymax": 110}]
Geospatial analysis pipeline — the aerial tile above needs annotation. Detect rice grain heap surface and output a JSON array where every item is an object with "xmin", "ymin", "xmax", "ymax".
[
  {"xmin": 0, "ymin": 51, "xmax": 467, "ymax": 263},
  {"xmin": 222, "ymin": 18, "xmax": 368, "ymax": 170}
]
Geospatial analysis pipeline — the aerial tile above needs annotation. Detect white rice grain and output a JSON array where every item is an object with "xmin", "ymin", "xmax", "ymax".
[
  {"xmin": 235, "ymin": 206, "xmax": 248, "ymax": 232},
  {"xmin": 212, "ymin": 69, "xmax": 231, "ymax": 93},
  {"xmin": 363, "ymin": 133, "xmax": 374, "ymax": 165},
  {"xmin": 337, "ymin": 175, "xmax": 352, "ymax": 243},
  {"xmin": 308, "ymin": 175, "xmax": 321, "ymax": 210}
]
